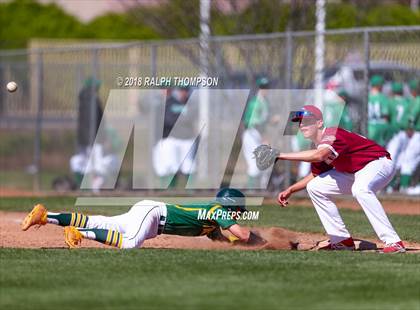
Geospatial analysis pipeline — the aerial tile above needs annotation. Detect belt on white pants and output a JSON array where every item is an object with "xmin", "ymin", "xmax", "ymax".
[{"xmin": 157, "ymin": 215, "xmax": 166, "ymax": 235}]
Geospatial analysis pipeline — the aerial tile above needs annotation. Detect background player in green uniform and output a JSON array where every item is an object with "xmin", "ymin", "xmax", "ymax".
[
  {"xmin": 386, "ymin": 82, "xmax": 413, "ymax": 192},
  {"xmin": 242, "ymin": 77, "xmax": 270, "ymax": 187},
  {"xmin": 368, "ymin": 75, "xmax": 390, "ymax": 146},
  {"xmin": 323, "ymin": 89, "xmax": 353, "ymax": 131},
  {"xmin": 399, "ymin": 79, "xmax": 420, "ymax": 194},
  {"xmin": 21, "ymin": 188, "xmax": 266, "ymax": 249}
]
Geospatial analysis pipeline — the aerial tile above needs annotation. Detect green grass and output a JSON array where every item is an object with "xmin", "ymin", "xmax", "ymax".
[
  {"xmin": 0, "ymin": 249, "xmax": 419, "ymax": 310},
  {"xmin": 0, "ymin": 170, "xmax": 62, "ymax": 190},
  {"xmin": 2, "ymin": 196, "xmax": 419, "ymax": 242}
]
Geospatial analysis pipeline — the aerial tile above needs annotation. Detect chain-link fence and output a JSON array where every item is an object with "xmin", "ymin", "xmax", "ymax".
[{"xmin": 0, "ymin": 26, "xmax": 419, "ymax": 192}]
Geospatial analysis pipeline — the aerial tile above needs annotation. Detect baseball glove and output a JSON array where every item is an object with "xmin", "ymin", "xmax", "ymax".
[{"xmin": 253, "ymin": 144, "xmax": 280, "ymax": 171}]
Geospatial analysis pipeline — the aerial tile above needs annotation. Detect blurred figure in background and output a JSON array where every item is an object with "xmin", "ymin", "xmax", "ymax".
[
  {"xmin": 292, "ymin": 131, "xmax": 312, "ymax": 179},
  {"xmin": 242, "ymin": 77, "xmax": 270, "ymax": 188},
  {"xmin": 386, "ymin": 81, "xmax": 412, "ymax": 193},
  {"xmin": 399, "ymin": 79, "xmax": 420, "ymax": 195},
  {"xmin": 152, "ymin": 84, "xmax": 198, "ymax": 188},
  {"xmin": 368, "ymin": 75, "xmax": 390, "ymax": 146},
  {"xmin": 76, "ymin": 77, "xmax": 103, "ymax": 153},
  {"xmin": 323, "ymin": 88, "xmax": 353, "ymax": 131},
  {"xmin": 70, "ymin": 78, "xmax": 120, "ymax": 191}
]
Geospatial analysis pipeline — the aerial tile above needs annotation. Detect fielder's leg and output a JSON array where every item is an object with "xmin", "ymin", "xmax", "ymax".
[
  {"xmin": 351, "ymin": 157, "xmax": 401, "ymax": 244},
  {"xmin": 306, "ymin": 170, "xmax": 354, "ymax": 244}
]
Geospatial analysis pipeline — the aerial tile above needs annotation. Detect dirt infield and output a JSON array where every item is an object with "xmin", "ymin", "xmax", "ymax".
[{"xmin": 1, "ymin": 211, "xmax": 419, "ymax": 252}]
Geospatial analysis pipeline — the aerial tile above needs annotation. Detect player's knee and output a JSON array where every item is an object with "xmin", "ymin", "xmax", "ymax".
[
  {"xmin": 351, "ymin": 185, "xmax": 372, "ymax": 198},
  {"xmin": 306, "ymin": 178, "xmax": 319, "ymax": 194}
]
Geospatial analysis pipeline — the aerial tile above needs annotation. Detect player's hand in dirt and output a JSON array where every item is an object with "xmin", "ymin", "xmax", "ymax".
[
  {"xmin": 206, "ymin": 227, "xmax": 230, "ymax": 242},
  {"xmin": 277, "ymin": 188, "xmax": 292, "ymax": 207}
]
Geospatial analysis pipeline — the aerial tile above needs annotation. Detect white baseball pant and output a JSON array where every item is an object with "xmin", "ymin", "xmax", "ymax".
[
  {"xmin": 152, "ymin": 137, "xmax": 196, "ymax": 176},
  {"xmin": 85, "ymin": 200, "xmax": 167, "ymax": 249},
  {"xmin": 242, "ymin": 128, "xmax": 262, "ymax": 177},
  {"xmin": 387, "ymin": 131, "xmax": 409, "ymax": 169},
  {"xmin": 400, "ymin": 132, "xmax": 420, "ymax": 175},
  {"xmin": 306, "ymin": 157, "xmax": 401, "ymax": 244}
]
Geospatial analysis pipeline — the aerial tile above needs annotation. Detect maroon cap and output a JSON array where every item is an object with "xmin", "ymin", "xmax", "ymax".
[{"xmin": 291, "ymin": 105, "xmax": 323, "ymax": 122}]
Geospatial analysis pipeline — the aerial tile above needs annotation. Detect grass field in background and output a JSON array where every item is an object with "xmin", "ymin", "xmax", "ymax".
[
  {"xmin": 1, "ymin": 196, "xmax": 419, "ymax": 309},
  {"xmin": 1, "ymin": 196, "xmax": 419, "ymax": 242},
  {"xmin": 0, "ymin": 171, "xmax": 60, "ymax": 190},
  {"xmin": 0, "ymin": 249, "xmax": 419, "ymax": 310}
]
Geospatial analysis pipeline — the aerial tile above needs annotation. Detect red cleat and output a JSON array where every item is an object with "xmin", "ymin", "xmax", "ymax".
[{"xmin": 382, "ymin": 241, "xmax": 406, "ymax": 254}]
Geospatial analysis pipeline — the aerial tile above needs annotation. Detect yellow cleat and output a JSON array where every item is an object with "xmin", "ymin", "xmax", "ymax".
[
  {"xmin": 21, "ymin": 204, "xmax": 48, "ymax": 231},
  {"xmin": 64, "ymin": 226, "xmax": 83, "ymax": 249}
]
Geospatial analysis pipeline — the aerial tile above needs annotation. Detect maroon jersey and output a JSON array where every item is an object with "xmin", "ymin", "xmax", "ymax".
[
  {"xmin": 311, "ymin": 127, "xmax": 390, "ymax": 174},
  {"xmin": 311, "ymin": 161, "xmax": 333, "ymax": 176}
]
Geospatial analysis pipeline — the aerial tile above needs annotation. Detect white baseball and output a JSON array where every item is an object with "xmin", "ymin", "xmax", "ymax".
[{"xmin": 7, "ymin": 81, "xmax": 18, "ymax": 92}]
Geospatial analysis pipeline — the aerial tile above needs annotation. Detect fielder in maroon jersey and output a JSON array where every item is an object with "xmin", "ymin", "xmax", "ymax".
[{"xmin": 277, "ymin": 105, "xmax": 405, "ymax": 253}]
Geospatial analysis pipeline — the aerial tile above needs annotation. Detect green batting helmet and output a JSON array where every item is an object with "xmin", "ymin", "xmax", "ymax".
[
  {"xmin": 256, "ymin": 77, "xmax": 270, "ymax": 89},
  {"xmin": 409, "ymin": 79, "xmax": 418, "ymax": 92},
  {"xmin": 370, "ymin": 75, "xmax": 384, "ymax": 87},
  {"xmin": 83, "ymin": 77, "xmax": 101, "ymax": 88},
  {"xmin": 215, "ymin": 188, "xmax": 247, "ymax": 212},
  {"xmin": 392, "ymin": 82, "xmax": 403, "ymax": 94}
]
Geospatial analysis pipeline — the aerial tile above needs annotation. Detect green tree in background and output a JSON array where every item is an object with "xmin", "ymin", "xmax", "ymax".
[
  {"xmin": 0, "ymin": 0, "xmax": 158, "ymax": 49},
  {"xmin": 0, "ymin": 0, "xmax": 419, "ymax": 49},
  {"xmin": 131, "ymin": 1, "xmax": 419, "ymax": 38},
  {"xmin": 84, "ymin": 13, "xmax": 158, "ymax": 40},
  {"xmin": 364, "ymin": 4, "xmax": 420, "ymax": 26},
  {"xmin": 0, "ymin": 0, "xmax": 84, "ymax": 48}
]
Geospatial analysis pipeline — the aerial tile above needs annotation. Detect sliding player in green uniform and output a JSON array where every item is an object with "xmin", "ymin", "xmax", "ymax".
[{"xmin": 21, "ymin": 188, "xmax": 266, "ymax": 249}]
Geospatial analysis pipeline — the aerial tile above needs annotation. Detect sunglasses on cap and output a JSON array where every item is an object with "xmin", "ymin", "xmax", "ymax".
[{"xmin": 291, "ymin": 110, "xmax": 317, "ymax": 122}]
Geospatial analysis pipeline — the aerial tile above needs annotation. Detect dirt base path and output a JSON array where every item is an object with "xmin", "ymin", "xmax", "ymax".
[{"xmin": 1, "ymin": 212, "xmax": 419, "ymax": 253}]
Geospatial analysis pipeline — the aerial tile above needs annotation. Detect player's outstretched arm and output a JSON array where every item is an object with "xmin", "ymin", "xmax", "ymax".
[
  {"xmin": 206, "ymin": 227, "xmax": 230, "ymax": 242},
  {"xmin": 277, "ymin": 147, "xmax": 331, "ymax": 163},
  {"xmin": 227, "ymin": 224, "xmax": 266, "ymax": 246},
  {"xmin": 278, "ymin": 173, "xmax": 315, "ymax": 207}
]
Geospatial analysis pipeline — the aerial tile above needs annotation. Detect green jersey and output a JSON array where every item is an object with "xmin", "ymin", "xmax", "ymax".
[
  {"xmin": 323, "ymin": 101, "xmax": 353, "ymax": 131},
  {"xmin": 163, "ymin": 203, "xmax": 236, "ymax": 236},
  {"xmin": 243, "ymin": 94, "xmax": 269, "ymax": 129},
  {"xmin": 409, "ymin": 96, "xmax": 420, "ymax": 131},
  {"xmin": 389, "ymin": 95, "xmax": 411, "ymax": 131},
  {"xmin": 296, "ymin": 131, "xmax": 312, "ymax": 151},
  {"xmin": 368, "ymin": 92, "xmax": 389, "ymax": 124},
  {"xmin": 368, "ymin": 92, "xmax": 390, "ymax": 145}
]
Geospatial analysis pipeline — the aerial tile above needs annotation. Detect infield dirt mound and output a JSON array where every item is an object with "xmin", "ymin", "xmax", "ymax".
[{"xmin": 1, "ymin": 211, "xmax": 419, "ymax": 252}]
